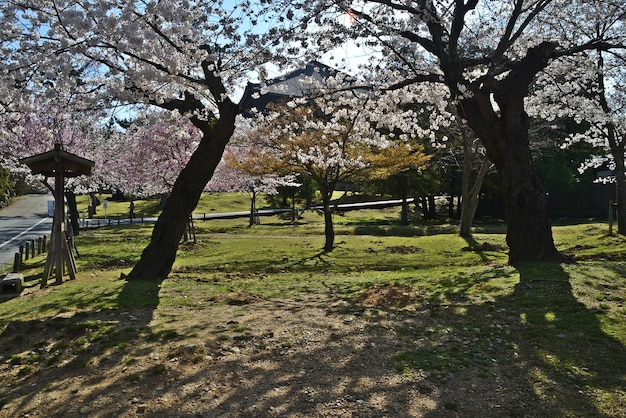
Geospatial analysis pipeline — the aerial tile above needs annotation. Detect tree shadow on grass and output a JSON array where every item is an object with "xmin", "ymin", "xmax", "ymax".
[
  {"xmin": 1, "ymin": 263, "xmax": 624, "ymax": 417},
  {"xmin": 461, "ymin": 235, "xmax": 489, "ymax": 262},
  {"xmin": 505, "ymin": 263, "xmax": 625, "ymax": 416},
  {"xmin": 0, "ymin": 277, "xmax": 167, "ymax": 414},
  {"xmin": 416, "ymin": 262, "xmax": 626, "ymax": 417},
  {"xmin": 289, "ymin": 250, "xmax": 333, "ymax": 270}
]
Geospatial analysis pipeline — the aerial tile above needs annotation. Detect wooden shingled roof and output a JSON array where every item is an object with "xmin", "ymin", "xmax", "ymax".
[
  {"xmin": 239, "ymin": 61, "xmax": 362, "ymax": 116},
  {"xmin": 20, "ymin": 144, "xmax": 94, "ymax": 178}
]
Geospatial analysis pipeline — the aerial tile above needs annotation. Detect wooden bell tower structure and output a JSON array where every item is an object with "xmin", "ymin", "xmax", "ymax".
[{"xmin": 20, "ymin": 144, "xmax": 94, "ymax": 287}]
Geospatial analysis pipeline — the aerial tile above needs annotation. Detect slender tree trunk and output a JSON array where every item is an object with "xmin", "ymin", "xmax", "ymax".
[
  {"xmin": 427, "ymin": 195, "xmax": 436, "ymax": 218},
  {"xmin": 400, "ymin": 175, "xmax": 409, "ymax": 225},
  {"xmin": 320, "ymin": 184, "xmax": 335, "ymax": 252},
  {"xmin": 323, "ymin": 202, "xmax": 334, "ymax": 252},
  {"xmin": 417, "ymin": 196, "xmax": 434, "ymax": 219},
  {"xmin": 417, "ymin": 196, "xmax": 426, "ymax": 218},
  {"xmin": 459, "ymin": 124, "xmax": 482, "ymax": 239},
  {"xmin": 65, "ymin": 191, "xmax": 80, "ymax": 236},
  {"xmin": 249, "ymin": 189, "xmax": 257, "ymax": 227},
  {"xmin": 460, "ymin": 155, "xmax": 490, "ymax": 239},
  {"xmin": 609, "ymin": 141, "xmax": 626, "ymax": 234},
  {"xmin": 400, "ymin": 194, "xmax": 409, "ymax": 225},
  {"xmin": 616, "ymin": 170, "xmax": 626, "ymax": 235},
  {"xmin": 597, "ymin": 51, "xmax": 626, "ymax": 235},
  {"xmin": 126, "ymin": 99, "xmax": 238, "ymax": 281}
]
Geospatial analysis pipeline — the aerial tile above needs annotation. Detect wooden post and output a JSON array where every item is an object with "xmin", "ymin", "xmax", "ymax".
[
  {"xmin": 30, "ymin": 239, "xmax": 35, "ymax": 258},
  {"xmin": 42, "ymin": 155, "xmax": 77, "ymax": 287},
  {"xmin": 37, "ymin": 237, "xmax": 43, "ymax": 255},
  {"xmin": 20, "ymin": 144, "xmax": 93, "ymax": 288},
  {"xmin": 24, "ymin": 242, "xmax": 30, "ymax": 260},
  {"xmin": 42, "ymin": 235, "xmax": 47, "ymax": 252},
  {"xmin": 54, "ymin": 157, "xmax": 65, "ymax": 284},
  {"xmin": 13, "ymin": 253, "xmax": 21, "ymax": 273}
]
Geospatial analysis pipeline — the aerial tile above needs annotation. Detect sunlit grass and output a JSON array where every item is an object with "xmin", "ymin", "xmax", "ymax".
[
  {"xmin": 1, "ymin": 209, "xmax": 625, "ymax": 416},
  {"xmin": 76, "ymin": 192, "xmax": 266, "ymax": 220}
]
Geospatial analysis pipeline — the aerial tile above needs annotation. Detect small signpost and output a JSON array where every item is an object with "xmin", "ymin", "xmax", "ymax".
[{"xmin": 20, "ymin": 144, "xmax": 94, "ymax": 288}]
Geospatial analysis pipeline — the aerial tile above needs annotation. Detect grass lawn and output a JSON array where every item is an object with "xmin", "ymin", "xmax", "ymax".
[{"xmin": 0, "ymin": 195, "xmax": 624, "ymax": 417}]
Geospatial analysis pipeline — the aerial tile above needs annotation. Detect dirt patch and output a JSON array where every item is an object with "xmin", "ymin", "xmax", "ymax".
[
  {"xmin": 386, "ymin": 245, "xmax": 423, "ymax": 254},
  {"xmin": 574, "ymin": 251, "xmax": 626, "ymax": 261},
  {"xmin": 1, "ymin": 291, "xmax": 443, "ymax": 417},
  {"xmin": 354, "ymin": 284, "xmax": 421, "ymax": 307},
  {"xmin": 1, "ymin": 283, "xmax": 622, "ymax": 417},
  {"xmin": 208, "ymin": 292, "xmax": 269, "ymax": 305}
]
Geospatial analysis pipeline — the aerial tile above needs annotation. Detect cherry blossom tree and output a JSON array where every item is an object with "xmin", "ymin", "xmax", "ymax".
[
  {"xmin": 595, "ymin": 51, "xmax": 626, "ymax": 234},
  {"xmin": 238, "ymin": 61, "xmax": 443, "ymax": 250},
  {"xmin": 529, "ymin": 47, "xmax": 626, "ymax": 233},
  {"xmin": 0, "ymin": 0, "xmax": 282, "ymax": 280},
  {"xmin": 208, "ymin": 144, "xmax": 299, "ymax": 227},
  {"xmin": 109, "ymin": 110, "xmax": 202, "ymax": 197},
  {"xmin": 238, "ymin": 88, "xmax": 431, "ymax": 251},
  {"xmin": 0, "ymin": 97, "xmax": 118, "ymax": 233},
  {"xmin": 271, "ymin": 0, "xmax": 626, "ymax": 264},
  {"xmin": 0, "ymin": 99, "xmax": 110, "ymax": 192}
]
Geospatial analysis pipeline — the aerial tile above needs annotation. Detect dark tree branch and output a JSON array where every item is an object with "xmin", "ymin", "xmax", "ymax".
[
  {"xmin": 384, "ymin": 73, "xmax": 445, "ymax": 91},
  {"xmin": 553, "ymin": 40, "xmax": 626, "ymax": 59},
  {"xmin": 492, "ymin": 0, "xmax": 551, "ymax": 71},
  {"xmin": 449, "ymin": 0, "xmax": 478, "ymax": 53}
]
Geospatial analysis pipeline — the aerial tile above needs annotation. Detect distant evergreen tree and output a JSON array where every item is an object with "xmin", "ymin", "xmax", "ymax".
[{"xmin": 0, "ymin": 166, "xmax": 13, "ymax": 208}]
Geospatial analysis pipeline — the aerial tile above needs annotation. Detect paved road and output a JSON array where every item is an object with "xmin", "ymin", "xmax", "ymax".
[{"xmin": 0, "ymin": 194, "xmax": 53, "ymax": 268}]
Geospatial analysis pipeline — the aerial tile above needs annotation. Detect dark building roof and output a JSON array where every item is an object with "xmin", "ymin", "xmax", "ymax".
[{"xmin": 239, "ymin": 61, "xmax": 358, "ymax": 116}]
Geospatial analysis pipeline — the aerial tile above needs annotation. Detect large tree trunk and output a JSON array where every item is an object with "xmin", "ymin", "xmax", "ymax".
[
  {"xmin": 462, "ymin": 106, "xmax": 560, "ymax": 263},
  {"xmin": 497, "ymin": 140, "xmax": 558, "ymax": 263},
  {"xmin": 126, "ymin": 99, "xmax": 238, "ymax": 281},
  {"xmin": 456, "ymin": 42, "xmax": 562, "ymax": 264}
]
